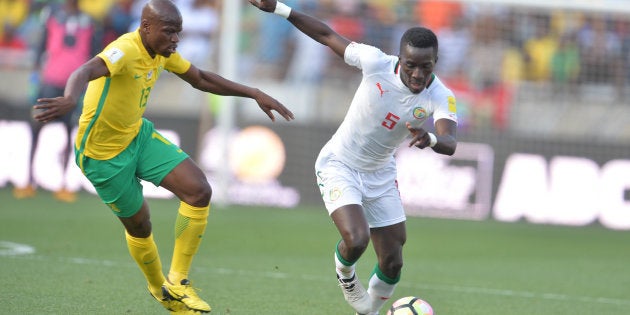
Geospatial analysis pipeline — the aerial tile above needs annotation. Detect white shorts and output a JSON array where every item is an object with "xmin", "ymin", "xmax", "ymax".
[{"xmin": 315, "ymin": 150, "xmax": 406, "ymax": 228}]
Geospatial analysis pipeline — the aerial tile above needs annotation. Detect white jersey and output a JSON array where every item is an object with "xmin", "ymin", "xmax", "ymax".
[{"xmin": 321, "ymin": 42, "xmax": 458, "ymax": 171}]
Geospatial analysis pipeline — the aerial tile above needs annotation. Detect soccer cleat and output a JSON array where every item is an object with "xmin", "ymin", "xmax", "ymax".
[
  {"xmin": 163, "ymin": 279, "xmax": 211, "ymax": 313},
  {"xmin": 338, "ymin": 275, "xmax": 373, "ymax": 314},
  {"xmin": 150, "ymin": 287, "xmax": 202, "ymax": 314},
  {"xmin": 13, "ymin": 185, "xmax": 36, "ymax": 199},
  {"xmin": 53, "ymin": 189, "xmax": 77, "ymax": 203}
]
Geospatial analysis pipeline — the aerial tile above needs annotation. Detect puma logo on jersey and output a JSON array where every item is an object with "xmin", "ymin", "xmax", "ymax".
[{"xmin": 376, "ymin": 82, "xmax": 389, "ymax": 97}]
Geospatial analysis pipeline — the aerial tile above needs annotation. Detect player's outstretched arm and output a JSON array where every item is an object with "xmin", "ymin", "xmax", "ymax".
[
  {"xmin": 179, "ymin": 65, "xmax": 294, "ymax": 122},
  {"xmin": 406, "ymin": 119, "xmax": 457, "ymax": 156},
  {"xmin": 249, "ymin": 0, "xmax": 350, "ymax": 59},
  {"xmin": 33, "ymin": 56, "xmax": 109, "ymax": 123}
]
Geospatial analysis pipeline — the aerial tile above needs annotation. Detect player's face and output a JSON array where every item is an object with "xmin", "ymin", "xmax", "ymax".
[
  {"xmin": 399, "ymin": 45, "xmax": 436, "ymax": 94},
  {"xmin": 142, "ymin": 6, "xmax": 182, "ymax": 58},
  {"xmin": 149, "ymin": 19, "xmax": 182, "ymax": 57}
]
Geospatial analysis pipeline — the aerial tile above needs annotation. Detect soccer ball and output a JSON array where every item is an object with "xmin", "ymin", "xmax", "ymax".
[{"xmin": 387, "ymin": 296, "xmax": 434, "ymax": 315}]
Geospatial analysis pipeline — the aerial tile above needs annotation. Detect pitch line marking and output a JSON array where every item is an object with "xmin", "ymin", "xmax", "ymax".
[
  {"xmin": 0, "ymin": 241, "xmax": 35, "ymax": 256},
  {"xmin": 4, "ymin": 252, "xmax": 630, "ymax": 307},
  {"xmin": 398, "ymin": 282, "xmax": 630, "ymax": 306}
]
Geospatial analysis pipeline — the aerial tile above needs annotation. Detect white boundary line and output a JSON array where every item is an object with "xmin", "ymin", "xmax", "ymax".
[{"xmin": 3, "ymin": 251, "xmax": 630, "ymax": 308}]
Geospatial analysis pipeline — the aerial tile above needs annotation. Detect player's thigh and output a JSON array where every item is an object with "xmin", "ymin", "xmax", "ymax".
[
  {"xmin": 78, "ymin": 147, "xmax": 144, "ymax": 218},
  {"xmin": 160, "ymin": 158, "xmax": 211, "ymax": 205},
  {"xmin": 363, "ymin": 189, "xmax": 406, "ymax": 228},
  {"xmin": 136, "ymin": 122, "xmax": 189, "ymax": 186},
  {"xmin": 315, "ymin": 154, "xmax": 363, "ymax": 215},
  {"xmin": 363, "ymin": 164, "xmax": 406, "ymax": 228}
]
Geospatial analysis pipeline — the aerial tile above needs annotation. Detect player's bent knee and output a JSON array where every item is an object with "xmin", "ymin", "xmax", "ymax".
[
  {"xmin": 182, "ymin": 181, "xmax": 212, "ymax": 206},
  {"xmin": 344, "ymin": 233, "xmax": 370, "ymax": 254},
  {"xmin": 121, "ymin": 218, "xmax": 152, "ymax": 238}
]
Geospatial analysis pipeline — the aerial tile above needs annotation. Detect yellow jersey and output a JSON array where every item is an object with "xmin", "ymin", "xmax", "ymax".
[{"xmin": 76, "ymin": 30, "xmax": 191, "ymax": 160}]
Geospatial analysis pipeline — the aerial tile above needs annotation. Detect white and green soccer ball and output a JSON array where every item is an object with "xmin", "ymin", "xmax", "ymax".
[{"xmin": 387, "ymin": 296, "xmax": 434, "ymax": 315}]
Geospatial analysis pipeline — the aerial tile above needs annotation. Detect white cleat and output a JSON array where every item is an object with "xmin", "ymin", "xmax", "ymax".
[{"xmin": 338, "ymin": 275, "xmax": 373, "ymax": 314}]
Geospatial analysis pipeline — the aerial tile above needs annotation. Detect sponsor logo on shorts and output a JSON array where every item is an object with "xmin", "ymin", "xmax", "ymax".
[
  {"xmin": 330, "ymin": 187, "xmax": 342, "ymax": 201},
  {"xmin": 107, "ymin": 203, "xmax": 121, "ymax": 212}
]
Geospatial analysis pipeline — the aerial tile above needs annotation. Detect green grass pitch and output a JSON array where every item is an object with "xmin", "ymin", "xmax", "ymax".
[{"xmin": 1, "ymin": 188, "xmax": 630, "ymax": 314}]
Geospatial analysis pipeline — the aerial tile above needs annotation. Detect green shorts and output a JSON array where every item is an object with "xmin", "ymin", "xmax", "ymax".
[{"xmin": 75, "ymin": 118, "xmax": 189, "ymax": 217}]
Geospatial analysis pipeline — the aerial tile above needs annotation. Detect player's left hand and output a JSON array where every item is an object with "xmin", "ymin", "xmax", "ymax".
[
  {"xmin": 406, "ymin": 122, "xmax": 431, "ymax": 149},
  {"xmin": 33, "ymin": 97, "xmax": 76, "ymax": 123},
  {"xmin": 254, "ymin": 89, "xmax": 294, "ymax": 122},
  {"xmin": 248, "ymin": 0, "xmax": 278, "ymax": 13}
]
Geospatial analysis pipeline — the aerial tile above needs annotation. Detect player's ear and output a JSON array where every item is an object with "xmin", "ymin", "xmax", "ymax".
[{"xmin": 140, "ymin": 19, "xmax": 150, "ymax": 33}]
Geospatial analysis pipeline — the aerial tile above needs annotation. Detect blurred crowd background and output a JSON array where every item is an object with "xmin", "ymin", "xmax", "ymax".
[{"xmin": 1, "ymin": 0, "xmax": 630, "ymax": 143}]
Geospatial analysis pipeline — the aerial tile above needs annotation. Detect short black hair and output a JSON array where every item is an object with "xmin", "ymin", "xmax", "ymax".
[{"xmin": 400, "ymin": 27, "xmax": 438, "ymax": 55}]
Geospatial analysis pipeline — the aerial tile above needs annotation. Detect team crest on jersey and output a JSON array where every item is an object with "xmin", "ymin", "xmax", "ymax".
[
  {"xmin": 413, "ymin": 107, "xmax": 427, "ymax": 119},
  {"xmin": 104, "ymin": 47, "xmax": 124, "ymax": 64}
]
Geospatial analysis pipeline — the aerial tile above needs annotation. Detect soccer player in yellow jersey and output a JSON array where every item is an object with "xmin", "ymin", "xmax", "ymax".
[{"xmin": 32, "ymin": 0, "xmax": 294, "ymax": 314}]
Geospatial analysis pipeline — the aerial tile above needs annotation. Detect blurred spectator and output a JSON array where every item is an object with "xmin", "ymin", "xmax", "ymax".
[
  {"xmin": 461, "ymin": 14, "xmax": 514, "ymax": 130},
  {"xmin": 0, "ymin": 0, "xmax": 29, "ymax": 41},
  {"xmin": 435, "ymin": 15, "xmax": 470, "ymax": 80},
  {"xmin": 127, "ymin": 0, "xmax": 148, "ymax": 31},
  {"xmin": 362, "ymin": 2, "xmax": 397, "ymax": 53},
  {"xmin": 324, "ymin": 0, "xmax": 365, "ymax": 83},
  {"xmin": 13, "ymin": 0, "xmax": 102, "ymax": 202},
  {"xmin": 0, "ymin": 22, "xmax": 24, "ymax": 49},
  {"xmin": 78, "ymin": 0, "xmax": 115, "ymax": 23},
  {"xmin": 0, "ymin": 22, "xmax": 26, "ymax": 68},
  {"xmin": 102, "ymin": 0, "xmax": 136, "ymax": 44},
  {"xmin": 577, "ymin": 15, "xmax": 624, "ymax": 99},
  {"xmin": 414, "ymin": 0, "xmax": 462, "ymax": 33},
  {"xmin": 328, "ymin": 0, "xmax": 364, "ymax": 42},
  {"xmin": 176, "ymin": 0, "xmax": 219, "ymax": 69},
  {"xmin": 523, "ymin": 14, "xmax": 558, "ymax": 82},
  {"xmin": 14, "ymin": 0, "xmax": 47, "ymax": 50},
  {"xmin": 254, "ymin": 0, "xmax": 300, "ymax": 80},
  {"xmin": 284, "ymin": 1, "xmax": 327, "ymax": 84},
  {"xmin": 618, "ymin": 19, "xmax": 630, "ymax": 96},
  {"xmin": 500, "ymin": 11, "xmax": 524, "ymax": 85},
  {"xmin": 550, "ymin": 31, "xmax": 581, "ymax": 97}
]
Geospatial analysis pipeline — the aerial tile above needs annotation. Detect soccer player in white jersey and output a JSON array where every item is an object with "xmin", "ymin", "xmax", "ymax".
[{"xmin": 251, "ymin": 1, "xmax": 458, "ymax": 314}]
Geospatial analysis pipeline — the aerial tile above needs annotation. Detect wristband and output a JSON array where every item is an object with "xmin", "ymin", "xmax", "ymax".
[
  {"xmin": 274, "ymin": 1, "xmax": 292, "ymax": 18},
  {"xmin": 428, "ymin": 133, "xmax": 437, "ymax": 147}
]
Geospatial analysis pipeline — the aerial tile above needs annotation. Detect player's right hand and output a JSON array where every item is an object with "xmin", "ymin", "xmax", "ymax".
[
  {"xmin": 248, "ymin": 0, "xmax": 277, "ymax": 13},
  {"xmin": 33, "ymin": 97, "xmax": 76, "ymax": 123},
  {"xmin": 253, "ymin": 89, "xmax": 294, "ymax": 122},
  {"xmin": 406, "ymin": 122, "xmax": 431, "ymax": 149}
]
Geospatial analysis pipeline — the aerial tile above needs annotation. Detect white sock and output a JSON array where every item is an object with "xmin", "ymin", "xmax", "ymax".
[
  {"xmin": 367, "ymin": 272, "xmax": 397, "ymax": 313},
  {"xmin": 334, "ymin": 251, "xmax": 356, "ymax": 280}
]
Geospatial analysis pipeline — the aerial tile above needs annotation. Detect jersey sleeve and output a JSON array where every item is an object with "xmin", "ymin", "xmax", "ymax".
[
  {"xmin": 432, "ymin": 89, "xmax": 458, "ymax": 123},
  {"xmin": 165, "ymin": 52, "xmax": 191, "ymax": 74},
  {"xmin": 98, "ymin": 43, "xmax": 129, "ymax": 76},
  {"xmin": 344, "ymin": 42, "xmax": 389, "ymax": 74}
]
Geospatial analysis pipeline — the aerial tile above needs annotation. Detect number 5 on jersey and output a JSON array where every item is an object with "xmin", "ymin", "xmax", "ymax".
[{"xmin": 382, "ymin": 112, "xmax": 400, "ymax": 130}]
